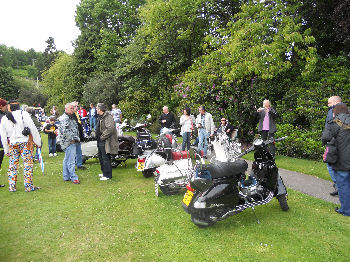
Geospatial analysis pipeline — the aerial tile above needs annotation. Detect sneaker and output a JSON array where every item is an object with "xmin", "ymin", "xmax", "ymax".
[
  {"xmin": 330, "ymin": 190, "xmax": 338, "ymax": 196},
  {"xmin": 100, "ymin": 176, "xmax": 110, "ymax": 181},
  {"xmin": 53, "ymin": 153, "xmax": 57, "ymax": 156},
  {"xmin": 49, "ymin": 153, "xmax": 53, "ymax": 157},
  {"xmin": 98, "ymin": 174, "xmax": 104, "ymax": 177},
  {"xmin": 72, "ymin": 180, "xmax": 80, "ymax": 184},
  {"xmin": 77, "ymin": 166, "xmax": 86, "ymax": 170}
]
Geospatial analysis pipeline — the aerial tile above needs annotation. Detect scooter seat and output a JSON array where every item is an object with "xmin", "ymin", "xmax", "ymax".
[
  {"xmin": 172, "ymin": 151, "xmax": 190, "ymax": 160},
  {"xmin": 205, "ymin": 159, "xmax": 248, "ymax": 179},
  {"xmin": 119, "ymin": 135, "xmax": 135, "ymax": 143}
]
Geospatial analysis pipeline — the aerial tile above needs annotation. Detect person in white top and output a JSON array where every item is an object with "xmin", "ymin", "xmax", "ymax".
[
  {"xmin": 195, "ymin": 105, "xmax": 215, "ymax": 157},
  {"xmin": 0, "ymin": 101, "xmax": 42, "ymax": 192},
  {"xmin": 179, "ymin": 107, "xmax": 195, "ymax": 151}
]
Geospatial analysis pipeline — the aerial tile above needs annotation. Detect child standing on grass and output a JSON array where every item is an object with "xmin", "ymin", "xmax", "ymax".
[{"xmin": 44, "ymin": 117, "xmax": 58, "ymax": 157}]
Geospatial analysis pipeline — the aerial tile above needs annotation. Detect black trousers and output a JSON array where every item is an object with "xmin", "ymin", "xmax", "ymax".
[
  {"xmin": 97, "ymin": 140, "xmax": 112, "ymax": 179},
  {"xmin": 0, "ymin": 149, "xmax": 4, "ymax": 169},
  {"xmin": 260, "ymin": 131, "xmax": 275, "ymax": 157}
]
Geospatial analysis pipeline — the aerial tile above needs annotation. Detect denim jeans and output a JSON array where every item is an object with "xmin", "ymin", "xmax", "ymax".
[
  {"xmin": 90, "ymin": 117, "xmax": 97, "ymax": 130},
  {"xmin": 97, "ymin": 140, "xmax": 112, "ymax": 179},
  {"xmin": 75, "ymin": 142, "xmax": 83, "ymax": 167},
  {"xmin": 327, "ymin": 163, "xmax": 337, "ymax": 188},
  {"xmin": 182, "ymin": 132, "xmax": 191, "ymax": 151},
  {"xmin": 48, "ymin": 137, "xmax": 56, "ymax": 154},
  {"xmin": 198, "ymin": 128, "xmax": 209, "ymax": 156},
  {"xmin": 334, "ymin": 170, "xmax": 350, "ymax": 216},
  {"xmin": 63, "ymin": 143, "xmax": 78, "ymax": 181}
]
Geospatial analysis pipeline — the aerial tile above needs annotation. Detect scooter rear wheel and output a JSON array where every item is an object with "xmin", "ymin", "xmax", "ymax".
[
  {"xmin": 159, "ymin": 185, "xmax": 180, "ymax": 195},
  {"xmin": 277, "ymin": 194, "xmax": 289, "ymax": 211},
  {"xmin": 191, "ymin": 215, "xmax": 216, "ymax": 228},
  {"xmin": 142, "ymin": 168, "xmax": 155, "ymax": 178}
]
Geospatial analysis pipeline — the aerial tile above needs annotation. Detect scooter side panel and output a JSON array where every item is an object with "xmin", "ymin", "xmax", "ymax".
[{"xmin": 197, "ymin": 181, "xmax": 239, "ymax": 208}]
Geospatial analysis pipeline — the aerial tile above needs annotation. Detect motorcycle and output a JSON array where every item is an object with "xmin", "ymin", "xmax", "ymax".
[
  {"xmin": 182, "ymin": 136, "xmax": 289, "ymax": 227},
  {"xmin": 80, "ymin": 116, "xmax": 94, "ymax": 141},
  {"xmin": 136, "ymin": 127, "xmax": 178, "ymax": 178}
]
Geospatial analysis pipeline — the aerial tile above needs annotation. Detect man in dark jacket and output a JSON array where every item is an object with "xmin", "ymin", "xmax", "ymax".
[
  {"xmin": 255, "ymin": 100, "xmax": 278, "ymax": 157},
  {"xmin": 0, "ymin": 98, "xmax": 7, "ymax": 188},
  {"xmin": 322, "ymin": 103, "xmax": 350, "ymax": 216},
  {"xmin": 159, "ymin": 106, "xmax": 176, "ymax": 133},
  {"xmin": 96, "ymin": 103, "xmax": 119, "ymax": 181}
]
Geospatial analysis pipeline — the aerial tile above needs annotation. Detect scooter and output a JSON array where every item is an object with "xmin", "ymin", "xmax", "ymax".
[
  {"xmin": 81, "ymin": 123, "xmax": 139, "ymax": 167},
  {"xmin": 182, "ymin": 136, "xmax": 288, "ymax": 227},
  {"xmin": 209, "ymin": 132, "xmax": 241, "ymax": 162},
  {"xmin": 136, "ymin": 127, "xmax": 178, "ymax": 178},
  {"xmin": 131, "ymin": 114, "xmax": 157, "ymax": 156}
]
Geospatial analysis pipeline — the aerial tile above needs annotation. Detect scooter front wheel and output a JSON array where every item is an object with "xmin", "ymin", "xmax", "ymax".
[{"xmin": 277, "ymin": 194, "xmax": 289, "ymax": 211}]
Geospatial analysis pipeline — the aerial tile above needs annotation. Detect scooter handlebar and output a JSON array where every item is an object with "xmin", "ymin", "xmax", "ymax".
[{"xmin": 235, "ymin": 136, "xmax": 288, "ymax": 158}]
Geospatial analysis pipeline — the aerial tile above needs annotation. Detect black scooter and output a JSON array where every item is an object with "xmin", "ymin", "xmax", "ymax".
[{"xmin": 182, "ymin": 137, "xmax": 288, "ymax": 227}]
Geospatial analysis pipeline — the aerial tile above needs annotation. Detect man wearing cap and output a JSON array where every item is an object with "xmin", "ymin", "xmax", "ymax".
[{"xmin": 0, "ymin": 98, "xmax": 7, "ymax": 187}]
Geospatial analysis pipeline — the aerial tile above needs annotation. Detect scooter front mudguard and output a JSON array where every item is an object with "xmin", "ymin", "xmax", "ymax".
[{"xmin": 275, "ymin": 174, "xmax": 288, "ymax": 196}]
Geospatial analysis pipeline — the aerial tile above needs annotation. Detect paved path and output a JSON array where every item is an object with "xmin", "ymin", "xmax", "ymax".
[{"xmin": 246, "ymin": 161, "xmax": 340, "ymax": 205}]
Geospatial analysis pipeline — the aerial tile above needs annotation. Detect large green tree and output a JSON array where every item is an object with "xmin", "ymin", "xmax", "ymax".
[{"xmin": 176, "ymin": 0, "xmax": 317, "ymax": 140}]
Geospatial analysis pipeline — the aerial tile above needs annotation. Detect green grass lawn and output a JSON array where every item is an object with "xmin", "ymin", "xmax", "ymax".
[{"xmin": 0, "ymin": 135, "xmax": 349, "ymax": 261}]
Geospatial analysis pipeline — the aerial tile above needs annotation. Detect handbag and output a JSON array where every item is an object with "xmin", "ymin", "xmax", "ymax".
[{"xmin": 323, "ymin": 137, "xmax": 337, "ymax": 164}]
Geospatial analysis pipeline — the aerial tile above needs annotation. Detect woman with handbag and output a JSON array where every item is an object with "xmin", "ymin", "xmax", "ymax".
[
  {"xmin": 0, "ymin": 101, "xmax": 42, "ymax": 192},
  {"xmin": 322, "ymin": 103, "xmax": 350, "ymax": 216}
]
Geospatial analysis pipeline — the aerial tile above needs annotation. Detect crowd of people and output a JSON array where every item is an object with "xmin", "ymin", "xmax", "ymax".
[{"xmin": 0, "ymin": 96, "xmax": 348, "ymax": 217}]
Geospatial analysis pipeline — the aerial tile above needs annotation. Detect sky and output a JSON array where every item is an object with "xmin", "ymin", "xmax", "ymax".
[{"xmin": 0, "ymin": 0, "xmax": 81, "ymax": 54}]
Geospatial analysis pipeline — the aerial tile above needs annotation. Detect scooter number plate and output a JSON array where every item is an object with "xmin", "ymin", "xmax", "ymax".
[
  {"xmin": 137, "ymin": 162, "xmax": 145, "ymax": 171},
  {"xmin": 183, "ymin": 190, "xmax": 194, "ymax": 206}
]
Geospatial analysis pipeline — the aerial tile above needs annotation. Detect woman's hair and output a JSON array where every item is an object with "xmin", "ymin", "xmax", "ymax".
[
  {"xmin": 184, "ymin": 107, "xmax": 191, "ymax": 116},
  {"xmin": 6, "ymin": 101, "xmax": 21, "ymax": 124},
  {"xmin": 26, "ymin": 107, "xmax": 35, "ymax": 116},
  {"xmin": 333, "ymin": 104, "xmax": 349, "ymax": 116}
]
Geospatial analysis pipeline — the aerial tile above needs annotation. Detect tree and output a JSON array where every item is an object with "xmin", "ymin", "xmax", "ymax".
[
  {"xmin": 43, "ymin": 37, "xmax": 58, "ymax": 71},
  {"xmin": 0, "ymin": 67, "xmax": 18, "ymax": 100},
  {"xmin": 176, "ymin": 0, "xmax": 317, "ymax": 141},
  {"xmin": 41, "ymin": 53, "xmax": 76, "ymax": 110},
  {"xmin": 81, "ymin": 73, "xmax": 120, "ymax": 107}
]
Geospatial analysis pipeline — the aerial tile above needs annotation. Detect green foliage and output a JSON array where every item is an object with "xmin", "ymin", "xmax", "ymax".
[
  {"xmin": 0, "ymin": 67, "xmax": 18, "ymax": 100},
  {"xmin": 275, "ymin": 124, "xmax": 323, "ymax": 160},
  {"xmin": 16, "ymin": 78, "xmax": 48, "ymax": 107},
  {"xmin": 41, "ymin": 53, "xmax": 76, "ymax": 110},
  {"xmin": 81, "ymin": 73, "xmax": 120, "ymax": 107}
]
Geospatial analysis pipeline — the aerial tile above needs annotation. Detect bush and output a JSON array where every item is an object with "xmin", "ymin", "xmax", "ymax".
[{"xmin": 275, "ymin": 124, "xmax": 323, "ymax": 160}]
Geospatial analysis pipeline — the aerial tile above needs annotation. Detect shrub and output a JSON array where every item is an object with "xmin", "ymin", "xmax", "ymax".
[{"xmin": 276, "ymin": 124, "xmax": 323, "ymax": 160}]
